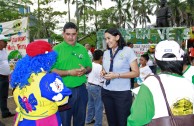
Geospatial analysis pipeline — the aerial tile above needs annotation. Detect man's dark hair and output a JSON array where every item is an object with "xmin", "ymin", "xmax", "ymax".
[
  {"xmin": 93, "ymin": 49, "xmax": 103, "ymax": 61},
  {"xmin": 63, "ymin": 22, "xmax": 78, "ymax": 32}
]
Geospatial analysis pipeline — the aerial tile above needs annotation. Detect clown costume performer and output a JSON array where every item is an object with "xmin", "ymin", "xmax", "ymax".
[{"xmin": 10, "ymin": 41, "xmax": 72, "ymax": 126}]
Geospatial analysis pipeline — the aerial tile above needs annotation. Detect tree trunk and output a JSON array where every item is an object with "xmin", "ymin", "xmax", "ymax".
[
  {"xmin": 76, "ymin": 0, "xmax": 79, "ymax": 31},
  {"xmin": 68, "ymin": 0, "xmax": 70, "ymax": 22}
]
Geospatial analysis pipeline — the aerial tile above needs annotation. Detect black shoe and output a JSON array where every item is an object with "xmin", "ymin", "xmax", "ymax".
[
  {"xmin": 86, "ymin": 119, "xmax": 95, "ymax": 124},
  {"xmin": 2, "ymin": 112, "xmax": 15, "ymax": 118}
]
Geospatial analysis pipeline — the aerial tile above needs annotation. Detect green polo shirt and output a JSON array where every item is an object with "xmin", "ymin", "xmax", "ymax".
[{"xmin": 52, "ymin": 41, "xmax": 92, "ymax": 88}]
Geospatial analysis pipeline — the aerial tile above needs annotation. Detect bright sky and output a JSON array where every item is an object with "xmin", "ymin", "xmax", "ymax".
[{"xmin": 30, "ymin": 0, "xmax": 156, "ymax": 34}]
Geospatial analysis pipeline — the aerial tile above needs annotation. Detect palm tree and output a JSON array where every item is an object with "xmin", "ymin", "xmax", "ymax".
[
  {"xmin": 64, "ymin": 0, "xmax": 71, "ymax": 22},
  {"xmin": 95, "ymin": 8, "xmax": 118, "ymax": 29},
  {"xmin": 168, "ymin": 0, "xmax": 181, "ymax": 26},
  {"xmin": 111, "ymin": 0, "xmax": 131, "ymax": 28},
  {"xmin": 94, "ymin": 0, "xmax": 102, "ymax": 31},
  {"xmin": 130, "ymin": 0, "xmax": 141, "ymax": 28},
  {"xmin": 186, "ymin": 0, "xmax": 194, "ymax": 26},
  {"xmin": 136, "ymin": 0, "xmax": 154, "ymax": 28},
  {"xmin": 77, "ymin": 0, "xmax": 94, "ymax": 34}
]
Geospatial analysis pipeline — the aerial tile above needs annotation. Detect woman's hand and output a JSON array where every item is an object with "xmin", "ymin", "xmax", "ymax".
[
  {"xmin": 100, "ymin": 69, "xmax": 107, "ymax": 77},
  {"xmin": 103, "ymin": 72, "xmax": 119, "ymax": 80}
]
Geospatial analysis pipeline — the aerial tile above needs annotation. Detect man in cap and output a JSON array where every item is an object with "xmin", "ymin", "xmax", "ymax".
[{"xmin": 0, "ymin": 35, "xmax": 14, "ymax": 118}]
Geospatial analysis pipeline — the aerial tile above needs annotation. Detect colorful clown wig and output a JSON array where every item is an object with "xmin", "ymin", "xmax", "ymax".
[{"xmin": 10, "ymin": 41, "xmax": 57, "ymax": 89}]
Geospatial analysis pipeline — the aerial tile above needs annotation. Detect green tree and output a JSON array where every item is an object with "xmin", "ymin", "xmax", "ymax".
[
  {"xmin": 96, "ymin": 8, "xmax": 117, "ymax": 29},
  {"xmin": 111, "ymin": 0, "xmax": 131, "ymax": 28},
  {"xmin": 30, "ymin": 1, "xmax": 67, "ymax": 40},
  {"xmin": 77, "ymin": 0, "xmax": 94, "ymax": 34},
  {"xmin": 136, "ymin": 0, "xmax": 154, "ymax": 28},
  {"xmin": 30, "ymin": 7, "xmax": 66, "ymax": 39},
  {"xmin": 0, "ymin": 0, "xmax": 32, "ymax": 22},
  {"xmin": 64, "ymin": 0, "xmax": 76, "ymax": 22},
  {"xmin": 93, "ymin": 0, "xmax": 102, "ymax": 31},
  {"xmin": 168, "ymin": 0, "xmax": 181, "ymax": 26},
  {"xmin": 185, "ymin": 0, "xmax": 194, "ymax": 26}
]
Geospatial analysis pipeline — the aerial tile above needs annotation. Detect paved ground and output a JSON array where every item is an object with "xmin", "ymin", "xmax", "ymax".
[{"xmin": 0, "ymin": 90, "xmax": 108, "ymax": 126}]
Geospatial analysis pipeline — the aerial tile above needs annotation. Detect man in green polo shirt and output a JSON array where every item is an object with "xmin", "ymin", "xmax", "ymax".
[{"xmin": 52, "ymin": 22, "xmax": 92, "ymax": 126}]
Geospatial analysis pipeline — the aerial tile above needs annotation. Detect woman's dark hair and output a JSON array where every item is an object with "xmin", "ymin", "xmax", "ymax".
[
  {"xmin": 93, "ymin": 49, "xmax": 103, "ymax": 60},
  {"xmin": 183, "ymin": 52, "xmax": 191, "ymax": 65},
  {"xmin": 105, "ymin": 28, "xmax": 126, "ymax": 50},
  {"xmin": 156, "ymin": 53, "xmax": 183, "ymax": 75},
  {"xmin": 141, "ymin": 54, "xmax": 149, "ymax": 61}
]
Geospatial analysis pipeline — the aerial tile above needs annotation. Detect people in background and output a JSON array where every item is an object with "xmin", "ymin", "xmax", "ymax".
[
  {"xmin": 90, "ymin": 44, "xmax": 95, "ymax": 54},
  {"xmin": 101, "ymin": 28, "xmax": 139, "ymax": 126},
  {"xmin": 85, "ymin": 43, "xmax": 93, "ymax": 61},
  {"xmin": 52, "ymin": 22, "xmax": 92, "ymax": 126},
  {"xmin": 144, "ymin": 45, "xmax": 157, "ymax": 74},
  {"xmin": 86, "ymin": 49, "xmax": 104, "ymax": 126},
  {"xmin": 0, "ymin": 35, "xmax": 14, "ymax": 118},
  {"xmin": 136, "ymin": 54, "xmax": 153, "ymax": 86},
  {"xmin": 127, "ymin": 40, "xmax": 194, "ymax": 126},
  {"xmin": 127, "ymin": 42, "xmax": 134, "ymax": 48}
]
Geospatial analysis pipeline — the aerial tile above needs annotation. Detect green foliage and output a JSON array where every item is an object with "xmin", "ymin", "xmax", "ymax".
[
  {"xmin": 29, "ymin": 0, "xmax": 67, "ymax": 41},
  {"xmin": 78, "ymin": 32, "xmax": 96, "ymax": 46},
  {"xmin": 0, "ymin": 1, "xmax": 26, "ymax": 22},
  {"xmin": 51, "ymin": 33, "xmax": 63, "ymax": 42},
  {"xmin": 95, "ymin": 8, "xmax": 118, "ymax": 29}
]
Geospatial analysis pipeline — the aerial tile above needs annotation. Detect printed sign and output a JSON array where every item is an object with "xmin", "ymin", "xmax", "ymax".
[
  {"xmin": 97, "ymin": 27, "xmax": 191, "ymax": 49},
  {"xmin": 133, "ymin": 44, "xmax": 157, "ymax": 63},
  {"xmin": 6, "ymin": 32, "xmax": 28, "ymax": 57},
  {"xmin": 0, "ymin": 17, "xmax": 28, "ymax": 35}
]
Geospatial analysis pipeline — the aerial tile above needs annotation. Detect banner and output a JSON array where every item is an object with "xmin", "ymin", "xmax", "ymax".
[
  {"xmin": 133, "ymin": 44, "xmax": 157, "ymax": 63},
  {"xmin": 6, "ymin": 32, "xmax": 28, "ymax": 57},
  {"xmin": 0, "ymin": 17, "xmax": 28, "ymax": 35},
  {"xmin": 97, "ymin": 27, "xmax": 190, "ymax": 49}
]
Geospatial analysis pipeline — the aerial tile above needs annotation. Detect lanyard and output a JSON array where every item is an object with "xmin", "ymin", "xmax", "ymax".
[{"xmin": 106, "ymin": 48, "xmax": 120, "ymax": 85}]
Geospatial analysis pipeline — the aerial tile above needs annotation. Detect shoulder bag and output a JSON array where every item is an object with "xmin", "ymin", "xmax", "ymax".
[{"xmin": 146, "ymin": 75, "xmax": 194, "ymax": 126}]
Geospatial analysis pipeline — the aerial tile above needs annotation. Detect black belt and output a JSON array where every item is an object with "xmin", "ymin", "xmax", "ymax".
[
  {"xmin": 0, "ymin": 74, "xmax": 9, "ymax": 77},
  {"xmin": 88, "ymin": 82, "xmax": 101, "ymax": 87}
]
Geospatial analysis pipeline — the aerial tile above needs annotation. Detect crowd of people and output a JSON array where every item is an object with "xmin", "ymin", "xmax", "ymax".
[{"xmin": 0, "ymin": 22, "xmax": 194, "ymax": 126}]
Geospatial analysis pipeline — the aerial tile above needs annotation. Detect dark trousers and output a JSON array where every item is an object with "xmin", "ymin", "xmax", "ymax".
[
  {"xmin": 59, "ymin": 84, "xmax": 88, "ymax": 126},
  {"xmin": 0, "ymin": 75, "xmax": 10, "ymax": 116},
  {"xmin": 101, "ymin": 88, "xmax": 132, "ymax": 126}
]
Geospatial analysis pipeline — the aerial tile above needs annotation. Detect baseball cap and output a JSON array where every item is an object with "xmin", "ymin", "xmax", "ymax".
[
  {"xmin": 155, "ymin": 40, "xmax": 183, "ymax": 61},
  {"xmin": 150, "ymin": 45, "xmax": 155, "ymax": 49},
  {"xmin": 0, "ymin": 34, "xmax": 9, "ymax": 42}
]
